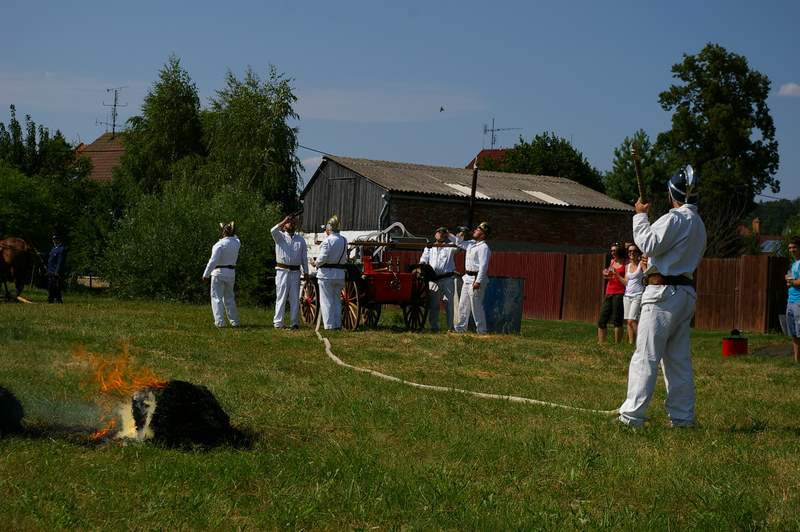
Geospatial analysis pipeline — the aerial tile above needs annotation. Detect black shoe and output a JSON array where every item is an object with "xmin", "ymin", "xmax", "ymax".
[{"xmin": 290, "ymin": 325, "xmax": 300, "ymax": 330}]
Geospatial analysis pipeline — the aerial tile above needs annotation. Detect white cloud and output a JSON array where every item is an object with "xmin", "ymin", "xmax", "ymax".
[
  {"xmin": 0, "ymin": 71, "xmax": 148, "ymax": 116},
  {"xmin": 295, "ymin": 83, "xmax": 485, "ymax": 123},
  {"xmin": 778, "ymin": 82, "xmax": 800, "ymax": 97}
]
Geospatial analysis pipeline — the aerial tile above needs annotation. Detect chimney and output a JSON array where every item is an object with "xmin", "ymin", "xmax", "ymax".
[{"xmin": 752, "ymin": 217, "xmax": 761, "ymax": 235}]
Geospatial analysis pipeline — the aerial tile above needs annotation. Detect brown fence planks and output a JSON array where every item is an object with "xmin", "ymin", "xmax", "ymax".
[{"xmin": 561, "ymin": 254, "xmax": 606, "ymax": 323}]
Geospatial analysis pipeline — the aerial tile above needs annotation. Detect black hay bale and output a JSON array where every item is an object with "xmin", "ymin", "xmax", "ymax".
[
  {"xmin": 0, "ymin": 386, "xmax": 24, "ymax": 437},
  {"xmin": 130, "ymin": 380, "xmax": 239, "ymax": 448}
]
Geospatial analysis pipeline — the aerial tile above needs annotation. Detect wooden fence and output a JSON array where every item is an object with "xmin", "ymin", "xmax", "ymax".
[{"xmin": 384, "ymin": 250, "xmax": 789, "ymax": 333}]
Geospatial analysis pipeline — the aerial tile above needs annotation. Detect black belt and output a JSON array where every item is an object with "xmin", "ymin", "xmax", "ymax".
[
  {"xmin": 276, "ymin": 263, "xmax": 300, "ymax": 271},
  {"xmin": 434, "ymin": 271, "xmax": 457, "ymax": 281},
  {"xmin": 465, "ymin": 270, "xmax": 478, "ymax": 276},
  {"xmin": 645, "ymin": 274, "xmax": 693, "ymax": 286},
  {"xmin": 216, "ymin": 265, "xmax": 235, "ymax": 270}
]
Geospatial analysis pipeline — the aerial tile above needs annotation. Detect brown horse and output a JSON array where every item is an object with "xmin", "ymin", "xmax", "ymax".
[{"xmin": 0, "ymin": 237, "xmax": 35, "ymax": 301}]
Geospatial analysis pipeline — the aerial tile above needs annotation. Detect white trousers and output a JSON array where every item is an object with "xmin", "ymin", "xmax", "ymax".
[
  {"xmin": 274, "ymin": 269, "xmax": 301, "ymax": 327},
  {"xmin": 618, "ymin": 285, "xmax": 696, "ymax": 427},
  {"xmin": 318, "ymin": 278, "xmax": 345, "ymax": 330},
  {"xmin": 210, "ymin": 276, "xmax": 239, "ymax": 327},
  {"xmin": 455, "ymin": 276, "xmax": 487, "ymax": 334},
  {"xmin": 429, "ymin": 277, "xmax": 455, "ymax": 331}
]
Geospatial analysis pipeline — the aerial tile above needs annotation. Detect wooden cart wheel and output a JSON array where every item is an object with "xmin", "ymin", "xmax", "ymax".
[
  {"xmin": 361, "ymin": 303, "xmax": 382, "ymax": 328},
  {"xmin": 401, "ymin": 269, "xmax": 429, "ymax": 331},
  {"xmin": 300, "ymin": 279, "xmax": 318, "ymax": 325},
  {"xmin": 340, "ymin": 279, "xmax": 362, "ymax": 330}
]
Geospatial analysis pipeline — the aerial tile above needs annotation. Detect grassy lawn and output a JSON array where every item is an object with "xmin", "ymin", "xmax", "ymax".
[{"xmin": 2, "ymin": 289, "xmax": 799, "ymax": 530}]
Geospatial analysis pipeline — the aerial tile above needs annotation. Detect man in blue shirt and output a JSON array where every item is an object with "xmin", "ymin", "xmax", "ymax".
[
  {"xmin": 47, "ymin": 234, "xmax": 65, "ymax": 304},
  {"xmin": 785, "ymin": 236, "xmax": 800, "ymax": 363}
]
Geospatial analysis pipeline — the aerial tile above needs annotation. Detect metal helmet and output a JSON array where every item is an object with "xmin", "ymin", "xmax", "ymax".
[
  {"xmin": 668, "ymin": 165, "xmax": 698, "ymax": 205},
  {"xmin": 219, "ymin": 221, "xmax": 235, "ymax": 237},
  {"xmin": 326, "ymin": 215, "xmax": 340, "ymax": 232},
  {"xmin": 477, "ymin": 221, "xmax": 492, "ymax": 237}
]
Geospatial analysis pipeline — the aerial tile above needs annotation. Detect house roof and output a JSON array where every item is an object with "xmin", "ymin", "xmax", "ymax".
[
  {"xmin": 317, "ymin": 155, "xmax": 632, "ymax": 212},
  {"xmin": 465, "ymin": 149, "xmax": 509, "ymax": 169},
  {"xmin": 76, "ymin": 132, "xmax": 125, "ymax": 183}
]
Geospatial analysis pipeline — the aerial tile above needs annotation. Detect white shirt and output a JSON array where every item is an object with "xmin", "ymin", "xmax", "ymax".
[
  {"xmin": 202, "ymin": 236, "xmax": 241, "ymax": 279},
  {"xmin": 624, "ymin": 263, "xmax": 645, "ymax": 297},
  {"xmin": 316, "ymin": 232, "xmax": 348, "ymax": 280},
  {"xmin": 455, "ymin": 237, "xmax": 491, "ymax": 284},
  {"xmin": 270, "ymin": 223, "xmax": 308, "ymax": 274},
  {"xmin": 633, "ymin": 204, "xmax": 707, "ymax": 278},
  {"xmin": 420, "ymin": 245, "xmax": 458, "ymax": 275}
]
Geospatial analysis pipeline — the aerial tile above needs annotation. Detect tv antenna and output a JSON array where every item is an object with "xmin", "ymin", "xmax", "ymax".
[
  {"xmin": 482, "ymin": 118, "xmax": 522, "ymax": 149},
  {"xmin": 97, "ymin": 86, "xmax": 128, "ymax": 138}
]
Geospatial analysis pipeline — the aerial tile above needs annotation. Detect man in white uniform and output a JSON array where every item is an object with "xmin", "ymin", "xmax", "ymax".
[
  {"xmin": 312, "ymin": 215, "xmax": 348, "ymax": 330},
  {"xmin": 618, "ymin": 165, "xmax": 707, "ymax": 428},
  {"xmin": 271, "ymin": 214, "xmax": 308, "ymax": 329},
  {"xmin": 420, "ymin": 227, "xmax": 459, "ymax": 332},
  {"xmin": 453, "ymin": 222, "xmax": 492, "ymax": 334},
  {"xmin": 202, "ymin": 222, "xmax": 241, "ymax": 328}
]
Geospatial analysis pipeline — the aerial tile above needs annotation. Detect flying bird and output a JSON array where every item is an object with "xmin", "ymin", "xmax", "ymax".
[{"xmin": 440, "ymin": 106, "xmax": 445, "ymax": 112}]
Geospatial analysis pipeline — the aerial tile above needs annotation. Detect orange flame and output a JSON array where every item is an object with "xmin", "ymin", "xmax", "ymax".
[
  {"xmin": 73, "ymin": 342, "xmax": 166, "ymax": 398},
  {"xmin": 73, "ymin": 341, "xmax": 166, "ymax": 440}
]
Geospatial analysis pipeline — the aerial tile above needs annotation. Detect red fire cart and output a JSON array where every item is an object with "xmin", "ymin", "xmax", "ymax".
[{"xmin": 300, "ymin": 230, "xmax": 449, "ymax": 331}]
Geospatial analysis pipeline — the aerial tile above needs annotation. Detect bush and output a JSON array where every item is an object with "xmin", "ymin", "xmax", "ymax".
[{"xmin": 104, "ymin": 181, "xmax": 280, "ymax": 304}]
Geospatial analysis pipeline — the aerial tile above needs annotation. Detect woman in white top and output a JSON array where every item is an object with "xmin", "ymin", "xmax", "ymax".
[{"xmin": 621, "ymin": 243, "xmax": 646, "ymax": 344}]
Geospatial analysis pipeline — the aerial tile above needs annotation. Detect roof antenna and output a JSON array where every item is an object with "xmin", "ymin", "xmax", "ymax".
[
  {"xmin": 482, "ymin": 118, "xmax": 522, "ymax": 149},
  {"xmin": 96, "ymin": 86, "xmax": 128, "ymax": 138}
]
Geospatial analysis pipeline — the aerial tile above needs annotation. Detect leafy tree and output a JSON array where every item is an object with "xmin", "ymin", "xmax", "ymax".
[
  {"xmin": 118, "ymin": 55, "xmax": 205, "ymax": 193},
  {"xmin": 657, "ymin": 43, "xmax": 779, "ymax": 257},
  {"xmin": 747, "ymin": 198, "xmax": 800, "ymax": 235},
  {"xmin": 483, "ymin": 132, "xmax": 605, "ymax": 192},
  {"xmin": 203, "ymin": 66, "xmax": 302, "ymax": 210},
  {"xmin": 604, "ymin": 129, "xmax": 672, "ymax": 215},
  {"xmin": 104, "ymin": 181, "xmax": 280, "ymax": 304},
  {"xmin": 0, "ymin": 162, "xmax": 54, "ymax": 248}
]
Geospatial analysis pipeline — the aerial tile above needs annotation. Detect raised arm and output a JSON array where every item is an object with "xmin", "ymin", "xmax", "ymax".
[{"xmin": 633, "ymin": 212, "xmax": 678, "ymax": 258}]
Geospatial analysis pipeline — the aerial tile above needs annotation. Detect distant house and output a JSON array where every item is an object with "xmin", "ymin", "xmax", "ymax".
[
  {"xmin": 465, "ymin": 149, "xmax": 508, "ymax": 169},
  {"xmin": 300, "ymin": 155, "xmax": 633, "ymax": 252},
  {"xmin": 76, "ymin": 132, "xmax": 125, "ymax": 183},
  {"xmin": 738, "ymin": 217, "xmax": 784, "ymax": 255}
]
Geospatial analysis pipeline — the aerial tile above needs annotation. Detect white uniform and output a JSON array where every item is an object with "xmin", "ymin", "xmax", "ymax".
[
  {"xmin": 619, "ymin": 204, "xmax": 707, "ymax": 427},
  {"xmin": 271, "ymin": 223, "xmax": 309, "ymax": 328},
  {"xmin": 420, "ymin": 244, "xmax": 458, "ymax": 331},
  {"xmin": 316, "ymin": 232, "xmax": 348, "ymax": 330},
  {"xmin": 454, "ymin": 237, "xmax": 491, "ymax": 334},
  {"xmin": 202, "ymin": 236, "xmax": 241, "ymax": 327}
]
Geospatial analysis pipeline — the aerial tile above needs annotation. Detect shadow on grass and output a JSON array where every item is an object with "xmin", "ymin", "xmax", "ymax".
[{"xmin": 8, "ymin": 422, "xmax": 258, "ymax": 451}]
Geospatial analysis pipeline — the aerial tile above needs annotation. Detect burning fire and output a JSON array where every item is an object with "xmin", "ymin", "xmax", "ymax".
[{"xmin": 72, "ymin": 342, "xmax": 165, "ymax": 440}]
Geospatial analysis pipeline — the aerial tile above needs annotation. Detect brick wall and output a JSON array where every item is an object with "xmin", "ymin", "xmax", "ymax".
[{"xmin": 390, "ymin": 197, "xmax": 633, "ymax": 252}]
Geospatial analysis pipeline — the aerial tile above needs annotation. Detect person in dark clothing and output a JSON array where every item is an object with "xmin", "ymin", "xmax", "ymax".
[{"xmin": 47, "ymin": 235, "xmax": 65, "ymax": 303}]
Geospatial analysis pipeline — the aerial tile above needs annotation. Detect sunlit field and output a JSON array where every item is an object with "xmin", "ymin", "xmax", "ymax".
[{"xmin": 1, "ymin": 290, "xmax": 799, "ymax": 529}]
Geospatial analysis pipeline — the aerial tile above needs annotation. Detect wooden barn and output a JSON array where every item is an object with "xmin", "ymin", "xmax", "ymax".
[{"xmin": 300, "ymin": 155, "xmax": 634, "ymax": 252}]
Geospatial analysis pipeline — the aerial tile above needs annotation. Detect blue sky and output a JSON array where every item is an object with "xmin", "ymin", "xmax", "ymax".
[{"xmin": 2, "ymin": 0, "xmax": 798, "ymax": 199}]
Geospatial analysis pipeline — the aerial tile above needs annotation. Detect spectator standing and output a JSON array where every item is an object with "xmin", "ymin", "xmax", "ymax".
[{"xmin": 597, "ymin": 242, "xmax": 626, "ymax": 343}]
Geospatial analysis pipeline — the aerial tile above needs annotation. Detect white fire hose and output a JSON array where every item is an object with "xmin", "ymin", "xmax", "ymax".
[{"xmin": 314, "ymin": 306, "xmax": 618, "ymax": 416}]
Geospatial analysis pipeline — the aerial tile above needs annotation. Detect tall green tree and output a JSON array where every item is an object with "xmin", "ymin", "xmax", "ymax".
[
  {"xmin": 203, "ymin": 66, "xmax": 301, "ymax": 210},
  {"xmin": 657, "ymin": 43, "xmax": 779, "ymax": 256},
  {"xmin": 604, "ymin": 130, "xmax": 672, "ymax": 216},
  {"xmin": 118, "ymin": 54, "xmax": 205, "ymax": 193},
  {"xmin": 484, "ymin": 132, "xmax": 605, "ymax": 192}
]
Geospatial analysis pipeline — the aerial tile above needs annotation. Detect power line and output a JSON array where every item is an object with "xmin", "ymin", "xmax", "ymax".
[{"xmin": 298, "ymin": 144, "xmax": 332, "ymax": 156}]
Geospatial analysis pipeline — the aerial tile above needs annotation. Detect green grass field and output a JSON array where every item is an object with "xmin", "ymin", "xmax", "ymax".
[{"xmin": 2, "ymin": 290, "xmax": 799, "ymax": 530}]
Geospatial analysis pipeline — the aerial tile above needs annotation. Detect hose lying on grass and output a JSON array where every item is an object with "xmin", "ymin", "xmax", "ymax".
[{"xmin": 313, "ymin": 316, "xmax": 618, "ymax": 416}]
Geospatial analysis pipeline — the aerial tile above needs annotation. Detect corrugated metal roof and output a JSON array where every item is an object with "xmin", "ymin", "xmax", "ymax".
[{"xmin": 324, "ymin": 155, "xmax": 632, "ymax": 212}]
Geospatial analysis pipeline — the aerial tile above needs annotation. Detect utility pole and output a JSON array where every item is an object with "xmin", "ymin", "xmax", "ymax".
[
  {"xmin": 99, "ymin": 86, "xmax": 128, "ymax": 138},
  {"xmin": 467, "ymin": 159, "xmax": 479, "ymax": 229}
]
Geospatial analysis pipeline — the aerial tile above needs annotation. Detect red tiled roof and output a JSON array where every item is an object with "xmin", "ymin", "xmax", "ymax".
[
  {"xmin": 465, "ymin": 149, "xmax": 509, "ymax": 169},
  {"xmin": 77, "ymin": 132, "xmax": 125, "ymax": 183}
]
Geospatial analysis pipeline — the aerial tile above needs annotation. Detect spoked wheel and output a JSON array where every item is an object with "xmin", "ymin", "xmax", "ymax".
[
  {"xmin": 300, "ymin": 279, "xmax": 319, "ymax": 325},
  {"xmin": 340, "ymin": 280, "xmax": 362, "ymax": 330},
  {"xmin": 402, "ymin": 269, "xmax": 429, "ymax": 331},
  {"xmin": 361, "ymin": 303, "xmax": 382, "ymax": 328}
]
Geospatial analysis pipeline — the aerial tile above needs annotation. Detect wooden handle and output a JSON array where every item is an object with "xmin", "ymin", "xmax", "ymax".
[{"xmin": 631, "ymin": 144, "xmax": 646, "ymax": 202}]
